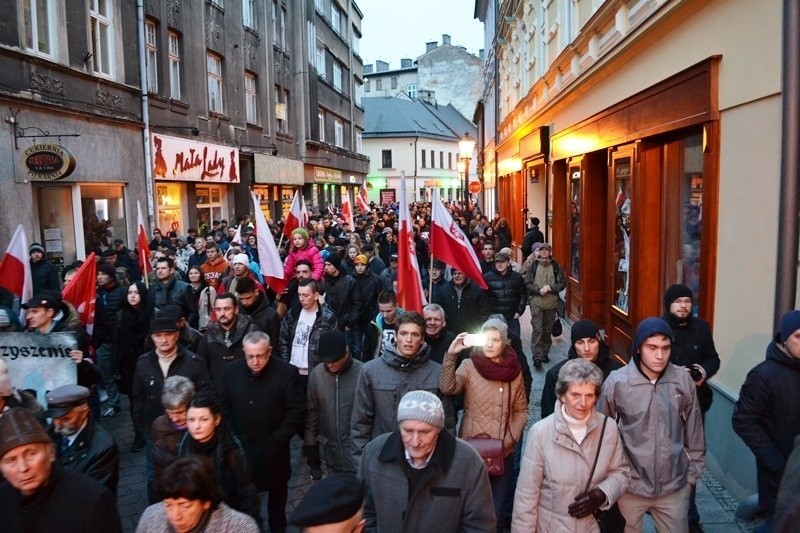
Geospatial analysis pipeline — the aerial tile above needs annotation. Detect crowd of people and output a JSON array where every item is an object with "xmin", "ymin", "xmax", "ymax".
[{"xmin": 0, "ymin": 201, "xmax": 797, "ymax": 533}]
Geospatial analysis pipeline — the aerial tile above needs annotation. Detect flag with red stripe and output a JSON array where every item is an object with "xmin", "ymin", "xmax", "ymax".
[
  {"xmin": 396, "ymin": 178, "xmax": 426, "ymax": 312},
  {"xmin": 0, "ymin": 225, "xmax": 34, "ymax": 320},
  {"xmin": 62, "ymin": 252, "xmax": 97, "ymax": 334},
  {"xmin": 283, "ymin": 190, "xmax": 308, "ymax": 239},
  {"xmin": 252, "ymin": 192, "xmax": 287, "ymax": 294},
  {"xmin": 431, "ymin": 194, "xmax": 488, "ymax": 289}
]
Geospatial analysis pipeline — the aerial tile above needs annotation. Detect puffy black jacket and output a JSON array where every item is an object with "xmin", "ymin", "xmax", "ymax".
[
  {"xmin": 733, "ymin": 337, "xmax": 800, "ymax": 516},
  {"xmin": 483, "ymin": 268, "xmax": 527, "ymax": 321},
  {"xmin": 197, "ymin": 315, "xmax": 257, "ymax": 397},
  {"xmin": 278, "ymin": 304, "xmax": 337, "ymax": 370},
  {"xmin": 30, "ymin": 258, "xmax": 60, "ymax": 293},
  {"xmin": 663, "ymin": 311, "xmax": 721, "ymax": 412},
  {"xmin": 434, "ymin": 279, "xmax": 490, "ymax": 335},
  {"xmin": 240, "ymin": 292, "xmax": 280, "ymax": 343},
  {"xmin": 322, "ymin": 272, "xmax": 362, "ymax": 329},
  {"xmin": 149, "ymin": 277, "xmax": 197, "ymax": 327},
  {"xmin": 352, "ymin": 270, "xmax": 383, "ymax": 323},
  {"xmin": 93, "ymin": 282, "xmax": 126, "ymax": 346}
]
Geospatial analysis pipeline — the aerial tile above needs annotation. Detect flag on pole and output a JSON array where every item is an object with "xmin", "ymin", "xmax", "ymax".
[
  {"xmin": 396, "ymin": 177, "xmax": 426, "ymax": 313},
  {"xmin": 341, "ymin": 192, "xmax": 355, "ymax": 230},
  {"xmin": 283, "ymin": 189, "xmax": 308, "ymax": 239},
  {"xmin": 137, "ymin": 201, "xmax": 152, "ymax": 283},
  {"xmin": 431, "ymin": 194, "xmax": 488, "ymax": 289},
  {"xmin": 251, "ymin": 192, "xmax": 287, "ymax": 294},
  {"xmin": 356, "ymin": 183, "xmax": 370, "ymax": 213},
  {"xmin": 62, "ymin": 252, "xmax": 97, "ymax": 335},
  {"xmin": 0, "ymin": 224, "xmax": 34, "ymax": 321}
]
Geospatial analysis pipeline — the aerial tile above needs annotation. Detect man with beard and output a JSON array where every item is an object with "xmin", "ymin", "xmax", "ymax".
[
  {"xmin": 149, "ymin": 257, "xmax": 197, "ymax": 328},
  {"xmin": 435, "ymin": 267, "xmax": 489, "ymax": 336},
  {"xmin": 422, "ymin": 303, "xmax": 456, "ymax": 364},
  {"xmin": 45, "ymin": 384, "xmax": 119, "ymax": 495},
  {"xmin": 524, "ymin": 243, "xmax": 566, "ymax": 369},
  {"xmin": 350, "ymin": 312, "xmax": 454, "ymax": 461},
  {"xmin": 94, "ymin": 262, "xmax": 127, "ymax": 420},
  {"xmin": 197, "ymin": 293, "xmax": 256, "ymax": 397},
  {"xmin": 200, "ymin": 242, "xmax": 228, "ymax": 291},
  {"xmin": 224, "ymin": 331, "xmax": 304, "ymax": 533},
  {"xmin": 237, "ymin": 276, "xmax": 280, "ymax": 342},
  {"xmin": 351, "ymin": 254, "xmax": 382, "ymax": 361}
]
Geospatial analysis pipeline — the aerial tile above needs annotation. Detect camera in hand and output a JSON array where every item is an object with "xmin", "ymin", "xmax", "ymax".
[{"xmin": 688, "ymin": 366, "xmax": 703, "ymax": 381}]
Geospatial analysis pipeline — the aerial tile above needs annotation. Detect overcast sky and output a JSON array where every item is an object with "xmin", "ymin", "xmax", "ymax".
[{"xmin": 357, "ymin": 0, "xmax": 485, "ymax": 67}]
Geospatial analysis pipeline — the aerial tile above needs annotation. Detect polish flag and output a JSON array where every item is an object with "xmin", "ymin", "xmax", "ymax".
[
  {"xmin": 230, "ymin": 224, "xmax": 242, "ymax": 246},
  {"xmin": 431, "ymin": 194, "xmax": 488, "ymax": 289},
  {"xmin": 0, "ymin": 225, "xmax": 33, "ymax": 320},
  {"xmin": 283, "ymin": 189, "xmax": 308, "ymax": 239},
  {"xmin": 356, "ymin": 183, "xmax": 370, "ymax": 213},
  {"xmin": 252, "ymin": 192, "xmax": 287, "ymax": 294},
  {"xmin": 62, "ymin": 252, "xmax": 97, "ymax": 335},
  {"xmin": 396, "ymin": 179, "xmax": 426, "ymax": 313},
  {"xmin": 137, "ymin": 201, "xmax": 152, "ymax": 283},
  {"xmin": 341, "ymin": 192, "xmax": 355, "ymax": 230}
]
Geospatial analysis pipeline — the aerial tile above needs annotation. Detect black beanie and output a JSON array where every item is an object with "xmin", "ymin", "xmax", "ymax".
[
  {"xmin": 663, "ymin": 284, "xmax": 693, "ymax": 310},
  {"xmin": 288, "ymin": 473, "xmax": 364, "ymax": 526},
  {"xmin": 570, "ymin": 320, "xmax": 600, "ymax": 345},
  {"xmin": 325, "ymin": 252, "xmax": 342, "ymax": 271}
]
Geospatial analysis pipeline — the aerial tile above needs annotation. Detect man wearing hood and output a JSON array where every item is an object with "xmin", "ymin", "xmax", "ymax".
[
  {"xmin": 733, "ymin": 309, "xmax": 800, "ymax": 529},
  {"xmin": 350, "ymin": 311, "xmax": 455, "ymax": 461},
  {"xmin": 598, "ymin": 317, "xmax": 705, "ymax": 533},
  {"xmin": 236, "ymin": 276, "xmax": 280, "ymax": 344},
  {"xmin": 540, "ymin": 319, "xmax": 625, "ymax": 419}
]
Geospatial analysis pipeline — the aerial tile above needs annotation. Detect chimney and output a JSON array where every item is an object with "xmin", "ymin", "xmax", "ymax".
[
  {"xmin": 442, "ymin": 34, "xmax": 451, "ymax": 45},
  {"xmin": 425, "ymin": 41, "xmax": 437, "ymax": 53},
  {"xmin": 376, "ymin": 60, "xmax": 389, "ymax": 72},
  {"xmin": 479, "ymin": 49, "xmax": 485, "ymax": 60},
  {"xmin": 364, "ymin": 64, "xmax": 373, "ymax": 74},
  {"xmin": 418, "ymin": 90, "xmax": 436, "ymax": 106},
  {"xmin": 401, "ymin": 58, "xmax": 413, "ymax": 69}
]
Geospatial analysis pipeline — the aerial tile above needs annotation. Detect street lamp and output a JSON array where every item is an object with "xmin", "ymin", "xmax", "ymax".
[{"xmin": 458, "ymin": 132, "xmax": 476, "ymax": 208}]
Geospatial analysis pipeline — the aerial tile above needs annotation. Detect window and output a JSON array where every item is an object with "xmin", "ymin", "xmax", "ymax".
[
  {"xmin": 243, "ymin": 0, "xmax": 255, "ymax": 29},
  {"xmin": 355, "ymin": 130, "xmax": 363, "ymax": 154},
  {"xmin": 407, "ymin": 84, "xmax": 417, "ymax": 98},
  {"xmin": 365, "ymin": 80, "xmax": 370, "ymax": 92},
  {"xmin": 448, "ymin": 152, "xmax": 452, "ymax": 169},
  {"xmin": 430, "ymin": 150, "xmax": 435, "ymax": 169},
  {"xmin": 245, "ymin": 72, "xmax": 257, "ymax": 123},
  {"xmin": 421, "ymin": 150, "xmax": 426, "ymax": 168},
  {"xmin": 391, "ymin": 77, "xmax": 397, "ymax": 90},
  {"xmin": 355, "ymin": 81, "xmax": 363, "ymax": 105},
  {"xmin": 207, "ymin": 52, "xmax": 224, "ymax": 113},
  {"xmin": 331, "ymin": 4, "xmax": 341, "ymax": 34},
  {"xmin": 381, "ymin": 150, "xmax": 392, "ymax": 169},
  {"xmin": 209, "ymin": 0, "xmax": 223, "ymax": 5},
  {"xmin": 89, "ymin": 0, "xmax": 114, "ymax": 76},
  {"xmin": 280, "ymin": 6, "xmax": 286, "ymax": 49},
  {"xmin": 333, "ymin": 62, "xmax": 342, "ymax": 91},
  {"xmin": 284, "ymin": 89, "xmax": 290, "ymax": 131},
  {"xmin": 23, "ymin": 0, "xmax": 55, "ymax": 56},
  {"xmin": 318, "ymin": 109, "xmax": 325, "ymax": 142},
  {"xmin": 334, "ymin": 118, "xmax": 344, "ymax": 148},
  {"xmin": 315, "ymin": 42, "xmax": 325, "ymax": 77},
  {"xmin": 376, "ymin": 79, "xmax": 382, "ymax": 91},
  {"xmin": 145, "ymin": 21, "xmax": 158, "ymax": 93},
  {"xmin": 168, "ymin": 32, "xmax": 181, "ymax": 99},
  {"xmin": 352, "ymin": 33, "xmax": 360, "ymax": 57},
  {"xmin": 315, "ymin": 0, "xmax": 324, "ymax": 13},
  {"xmin": 271, "ymin": 1, "xmax": 278, "ymax": 44},
  {"xmin": 440, "ymin": 151, "xmax": 444, "ymax": 168},
  {"xmin": 275, "ymin": 87, "xmax": 289, "ymax": 133}
]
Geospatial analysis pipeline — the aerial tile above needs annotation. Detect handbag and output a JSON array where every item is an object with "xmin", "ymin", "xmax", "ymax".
[
  {"xmin": 551, "ymin": 316, "xmax": 563, "ymax": 337},
  {"xmin": 583, "ymin": 415, "xmax": 626, "ymax": 533},
  {"xmin": 463, "ymin": 384, "xmax": 513, "ymax": 477}
]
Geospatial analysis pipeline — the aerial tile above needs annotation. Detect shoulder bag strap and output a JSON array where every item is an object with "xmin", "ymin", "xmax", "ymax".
[{"xmin": 584, "ymin": 415, "xmax": 609, "ymax": 493}]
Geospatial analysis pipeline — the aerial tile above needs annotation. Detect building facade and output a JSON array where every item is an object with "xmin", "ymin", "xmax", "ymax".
[{"xmin": 476, "ymin": 0, "xmax": 786, "ymax": 500}]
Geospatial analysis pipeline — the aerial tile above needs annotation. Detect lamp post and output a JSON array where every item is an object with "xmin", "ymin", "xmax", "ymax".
[{"xmin": 458, "ymin": 132, "xmax": 476, "ymax": 209}]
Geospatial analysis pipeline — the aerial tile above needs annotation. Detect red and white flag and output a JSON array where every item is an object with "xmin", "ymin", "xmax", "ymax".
[
  {"xmin": 137, "ymin": 201, "xmax": 152, "ymax": 282},
  {"xmin": 231, "ymin": 224, "xmax": 242, "ymax": 246},
  {"xmin": 283, "ymin": 189, "xmax": 308, "ymax": 239},
  {"xmin": 431, "ymin": 194, "xmax": 488, "ymax": 289},
  {"xmin": 396, "ymin": 179, "xmax": 426, "ymax": 313},
  {"xmin": 252, "ymin": 192, "xmax": 287, "ymax": 294},
  {"xmin": 0, "ymin": 225, "xmax": 34, "ymax": 320},
  {"xmin": 62, "ymin": 252, "xmax": 97, "ymax": 335},
  {"xmin": 356, "ymin": 183, "xmax": 370, "ymax": 213},
  {"xmin": 341, "ymin": 192, "xmax": 355, "ymax": 230}
]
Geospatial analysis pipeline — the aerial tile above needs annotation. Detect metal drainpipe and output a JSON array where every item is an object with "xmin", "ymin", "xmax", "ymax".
[
  {"xmin": 775, "ymin": 0, "xmax": 800, "ymax": 322},
  {"xmin": 136, "ymin": 0, "xmax": 155, "ymax": 228}
]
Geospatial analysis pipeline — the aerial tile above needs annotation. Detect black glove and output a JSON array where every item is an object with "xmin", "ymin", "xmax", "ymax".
[
  {"xmin": 302, "ymin": 444, "xmax": 321, "ymax": 464},
  {"xmin": 568, "ymin": 488, "xmax": 607, "ymax": 518}
]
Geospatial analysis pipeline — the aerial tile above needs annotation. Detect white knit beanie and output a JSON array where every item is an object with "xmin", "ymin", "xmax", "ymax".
[{"xmin": 397, "ymin": 390, "xmax": 444, "ymax": 429}]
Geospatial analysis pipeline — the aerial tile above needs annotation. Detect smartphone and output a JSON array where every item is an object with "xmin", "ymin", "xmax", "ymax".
[{"xmin": 463, "ymin": 333, "xmax": 488, "ymax": 348}]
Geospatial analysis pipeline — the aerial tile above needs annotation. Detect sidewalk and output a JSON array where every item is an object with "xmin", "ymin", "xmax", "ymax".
[{"xmin": 105, "ymin": 310, "xmax": 756, "ymax": 531}]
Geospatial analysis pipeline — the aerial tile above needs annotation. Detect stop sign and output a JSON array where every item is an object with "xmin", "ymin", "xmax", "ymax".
[{"xmin": 468, "ymin": 181, "xmax": 482, "ymax": 194}]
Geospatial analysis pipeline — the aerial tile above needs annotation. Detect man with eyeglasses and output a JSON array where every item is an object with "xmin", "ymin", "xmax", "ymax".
[
  {"xmin": 223, "ymin": 331, "xmax": 304, "ymax": 533},
  {"xmin": 662, "ymin": 284, "xmax": 720, "ymax": 533}
]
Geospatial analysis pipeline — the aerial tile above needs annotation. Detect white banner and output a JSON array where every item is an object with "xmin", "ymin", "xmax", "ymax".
[
  {"xmin": 1, "ymin": 332, "xmax": 78, "ymax": 408},
  {"xmin": 151, "ymin": 133, "xmax": 240, "ymax": 183}
]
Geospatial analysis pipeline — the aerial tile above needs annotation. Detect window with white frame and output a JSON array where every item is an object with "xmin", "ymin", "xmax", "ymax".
[
  {"xmin": 315, "ymin": 0, "xmax": 324, "ymax": 13},
  {"xmin": 207, "ymin": 53, "xmax": 224, "ymax": 113},
  {"xmin": 352, "ymin": 32, "xmax": 360, "ymax": 57},
  {"xmin": 332, "ymin": 62, "xmax": 342, "ymax": 91},
  {"xmin": 334, "ymin": 118, "xmax": 343, "ymax": 148},
  {"xmin": 283, "ymin": 89, "xmax": 290, "ymax": 132},
  {"xmin": 406, "ymin": 84, "xmax": 417, "ymax": 98},
  {"xmin": 168, "ymin": 32, "xmax": 181, "ymax": 99},
  {"xmin": 365, "ymin": 80, "xmax": 370, "ymax": 92},
  {"xmin": 245, "ymin": 72, "xmax": 257, "ymax": 123},
  {"xmin": 331, "ymin": 4, "xmax": 341, "ymax": 35},
  {"xmin": 271, "ymin": 1, "xmax": 278, "ymax": 45},
  {"xmin": 209, "ymin": 0, "xmax": 223, "ymax": 6},
  {"xmin": 355, "ymin": 81, "xmax": 363, "ymax": 106},
  {"xmin": 22, "ymin": 0, "xmax": 56, "ymax": 57},
  {"xmin": 89, "ymin": 0, "xmax": 114, "ymax": 76},
  {"xmin": 280, "ymin": 6, "xmax": 286, "ymax": 49},
  {"xmin": 243, "ymin": 0, "xmax": 255, "ymax": 29},
  {"xmin": 145, "ymin": 21, "xmax": 158, "ymax": 93},
  {"xmin": 318, "ymin": 108, "xmax": 325, "ymax": 142},
  {"xmin": 315, "ymin": 42, "xmax": 326, "ymax": 78},
  {"xmin": 355, "ymin": 130, "xmax": 363, "ymax": 154}
]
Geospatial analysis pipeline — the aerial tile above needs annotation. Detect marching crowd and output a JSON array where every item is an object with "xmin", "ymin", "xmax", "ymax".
[{"xmin": 0, "ymin": 202, "xmax": 798, "ymax": 533}]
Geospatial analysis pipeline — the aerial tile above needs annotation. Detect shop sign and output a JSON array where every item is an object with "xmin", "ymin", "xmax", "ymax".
[
  {"xmin": 151, "ymin": 133, "xmax": 239, "ymax": 183},
  {"xmin": 314, "ymin": 167, "xmax": 342, "ymax": 183},
  {"xmin": 253, "ymin": 153, "xmax": 304, "ymax": 185},
  {"xmin": 424, "ymin": 179, "xmax": 444, "ymax": 188},
  {"xmin": 22, "ymin": 144, "xmax": 76, "ymax": 181},
  {"xmin": 468, "ymin": 181, "xmax": 482, "ymax": 193}
]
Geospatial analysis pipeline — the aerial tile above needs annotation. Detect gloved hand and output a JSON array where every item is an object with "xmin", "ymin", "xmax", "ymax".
[{"xmin": 568, "ymin": 488, "xmax": 607, "ymax": 518}]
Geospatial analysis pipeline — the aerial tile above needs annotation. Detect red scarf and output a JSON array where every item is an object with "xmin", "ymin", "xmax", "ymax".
[{"xmin": 470, "ymin": 346, "xmax": 522, "ymax": 382}]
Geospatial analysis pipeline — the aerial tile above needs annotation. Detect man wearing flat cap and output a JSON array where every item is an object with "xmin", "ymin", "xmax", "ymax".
[
  {"xmin": 289, "ymin": 473, "xmax": 365, "ymax": 532},
  {"xmin": 358, "ymin": 390, "xmax": 495, "ymax": 532},
  {"xmin": 46, "ymin": 384, "xmax": 119, "ymax": 494},
  {"xmin": 0, "ymin": 407, "xmax": 122, "ymax": 531}
]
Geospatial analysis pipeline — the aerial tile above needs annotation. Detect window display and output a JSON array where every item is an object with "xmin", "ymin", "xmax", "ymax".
[{"xmin": 612, "ymin": 156, "xmax": 631, "ymax": 314}]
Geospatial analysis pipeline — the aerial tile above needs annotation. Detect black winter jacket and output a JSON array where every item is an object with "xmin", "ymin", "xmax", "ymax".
[
  {"xmin": 30, "ymin": 258, "xmax": 60, "ymax": 293},
  {"xmin": 93, "ymin": 282, "xmax": 126, "ymax": 346},
  {"xmin": 278, "ymin": 304, "xmax": 337, "ymax": 370},
  {"xmin": 663, "ymin": 312, "xmax": 720, "ymax": 412},
  {"xmin": 50, "ymin": 415, "xmax": 119, "ymax": 495},
  {"xmin": 733, "ymin": 337, "xmax": 800, "ymax": 516},
  {"xmin": 149, "ymin": 276, "xmax": 198, "ymax": 327},
  {"xmin": 197, "ymin": 315, "xmax": 256, "ymax": 397},
  {"xmin": 434, "ymin": 279, "xmax": 490, "ymax": 335},
  {"xmin": 352, "ymin": 270, "xmax": 383, "ymax": 323},
  {"xmin": 483, "ymin": 268, "xmax": 528, "ymax": 321},
  {"xmin": 323, "ymin": 272, "xmax": 362, "ymax": 329},
  {"xmin": 240, "ymin": 292, "xmax": 280, "ymax": 343}
]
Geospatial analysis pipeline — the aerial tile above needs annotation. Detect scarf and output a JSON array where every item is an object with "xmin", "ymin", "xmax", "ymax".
[{"xmin": 470, "ymin": 346, "xmax": 521, "ymax": 382}]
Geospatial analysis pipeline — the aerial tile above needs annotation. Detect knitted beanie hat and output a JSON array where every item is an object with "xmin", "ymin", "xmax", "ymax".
[
  {"xmin": 663, "ymin": 284, "xmax": 693, "ymax": 309},
  {"xmin": 292, "ymin": 227, "xmax": 309, "ymax": 241},
  {"xmin": 780, "ymin": 310, "xmax": 800, "ymax": 343},
  {"xmin": 570, "ymin": 320, "xmax": 600, "ymax": 346},
  {"xmin": 397, "ymin": 390, "xmax": 445, "ymax": 429}
]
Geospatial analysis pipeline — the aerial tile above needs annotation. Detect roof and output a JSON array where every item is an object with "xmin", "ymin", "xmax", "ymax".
[{"xmin": 362, "ymin": 97, "xmax": 477, "ymax": 141}]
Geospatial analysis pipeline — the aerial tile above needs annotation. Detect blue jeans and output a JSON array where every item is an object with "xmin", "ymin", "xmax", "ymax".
[
  {"xmin": 143, "ymin": 432, "xmax": 155, "ymax": 503},
  {"xmin": 507, "ymin": 317, "xmax": 521, "ymax": 340},
  {"xmin": 96, "ymin": 343, "xmax": 120, "ymax": 410},
  {"xmin": 345, "ymin": 327, "xmax": 361, "ymax": 361}
]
